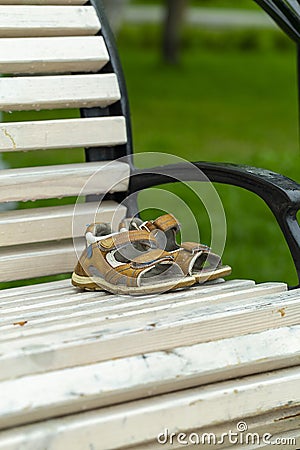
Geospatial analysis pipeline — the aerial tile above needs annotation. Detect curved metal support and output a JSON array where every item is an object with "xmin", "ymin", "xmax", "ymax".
[
  {"xmin": 130, "ymin": 162, "xmax": 300, "ymax": 287},
  {"xmin": 254, "ymin": 1, "xmax": 300, "ymax": 130},
  {"xmin": 254, "ymin": 0, "xmax": 300, "ymax": 43},
  {"xmin": 83, "ymin": 0, "xmax": 134, "ymax": 165},
  {"xmin": 298, "ymin": 44, "xmax": 300, "ymax": 126}
]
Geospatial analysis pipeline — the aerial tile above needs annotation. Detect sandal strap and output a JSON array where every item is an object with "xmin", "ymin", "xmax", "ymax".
[
  {"xmin": 131, "ymin": 248, "xmax": 173, "ymax": 267},
  {"xmin": 153, "ymin": 213, "xmax": 180, "ymax": 232},
  {"xmin": 138, "ymin": 213, "xmax": 180, "ymax": 233},
  {"xmin": 105, "ymin": 250, "xmax": 176, "ymax": 287},
  {"xmin": 181, "ymin": 241, "xmax": 210, "ymax": 254},
  {"xmin": 174, "ymin": 245, "xmax": 221, "ymax": 276},
  {"xmin": 98, "ymin": 230, "xmax": 156, "ymax": 251},
  {"xmin": 181, "ymin": 242, "xmax": 221, "ymax": 264},
  {"xmin": 106, "ymin": 265, "xmax": 151, "ymax": 288}
]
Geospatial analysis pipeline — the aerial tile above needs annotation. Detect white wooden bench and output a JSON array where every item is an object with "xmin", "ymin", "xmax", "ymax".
[{"xmin": 1, "ymin": 1, "xmax": 300, "ymax": 448}]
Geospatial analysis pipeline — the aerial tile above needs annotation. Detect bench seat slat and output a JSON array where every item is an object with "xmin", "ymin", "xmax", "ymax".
[
  {"xmin": 0, "ymin": 283, "xmax": 287, "ymax": 330},
  {"xmin": 1, "ymin": 280, "xmax": 261, "ymax": 326},
  {"xmin": 0, "ymin": 200, "xmax": 126, "ymax": 247},
  {"xmin": 0, "ymin": 403, "xmax": 299, "ymax": 450},
  {"xmin": 0, "ymin": 360, "xmax": 298, "ymax": 433},
  {"xmin": 0, "ymin": 282, "xmax": 289, "ymax": 341},
  {"xmin": 0, "ymin": 160, "xmax": 130, "ymax": 203},
  {"xmin": 0, "ymin": 36, "xmax": 109, "ymax": 74},
  {"xmin": 0, "ymin": 279, "xmax": 68, "ymax": 299},
  {"xmin": 0, "ymin": 289, "xmax": 300, "ymax": 382},
  {"xmin": 0, "ymin": 280, "xmax": 254, "ymax": 305},
  {"xmin": 0, "ymin": 117, "xmax": 127, "ymax": 152},
  {"xmin": 0, "ymin": 280, "xmax": 289, "ymax": 354},
  {"xmin": 0, "ymin": 278, "xmax": 252, "ymax": 301},
  {"xmin": 0, "ymin": 5, "xmax": 100, "ymax": 37},
  {"xmin": 0, "ymin": 74, "xmax": 121, "ymax": 111}
]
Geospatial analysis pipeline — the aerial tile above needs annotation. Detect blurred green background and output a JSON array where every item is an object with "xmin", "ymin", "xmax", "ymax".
[{"xmin": 1, "ymin": 0, "xmax": 299, "ymax": 288}]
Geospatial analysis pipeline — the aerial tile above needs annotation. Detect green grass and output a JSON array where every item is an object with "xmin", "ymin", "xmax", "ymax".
[
  {"xmin": 119, "ymin": 46, "xmax": 298, "ymax": 170},
  {"xmin": 1, "ymin": 25, "xmax": 299, "ymax": 288}
]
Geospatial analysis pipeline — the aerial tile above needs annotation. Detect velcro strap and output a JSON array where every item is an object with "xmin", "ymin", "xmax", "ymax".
[
  {"xmin": 105, "ymin": 265, "xmax": 143, "ymax": 288},
  {"xmin": 181, "ymin": 241, "xmax": 210, "ymax": 254},
  {"xmin": 99, "ymin": 230, "xmax": 156, "ymax": 251},
  {"xmin": 105, "ymin": 251, "xmax": 174, "ymax": 286},
  {"xmin": 153, "ymin": 214, "xmax": 180, "ymax": 232},
  {"xmin": 131, "ymin": 248, "xmax": 173, "ymax": 268},
  {"xmin": 139, "ymin": 221, "xmax": 157, "ymax": 232}
]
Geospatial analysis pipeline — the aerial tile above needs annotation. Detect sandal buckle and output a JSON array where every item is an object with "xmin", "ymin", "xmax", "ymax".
[{"xmin": 139, "ymin": 221, "xmax": 151, "ymax": 233}]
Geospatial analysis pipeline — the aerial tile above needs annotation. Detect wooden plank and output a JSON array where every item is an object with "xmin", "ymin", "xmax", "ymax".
[
  {"xmin": 0, "ymin": 116, "xmax": 127, "ymax": 152},
  {"xmin": 0, "ymin": 1, "xmax": 88, "ymax": 4},
  {"xmin": 0, "ymin": 408, "xmax": 299, "ymax": 450},
  {"xmin": 130, "ymin": 416, "xmax": 300, "ymax": 450},
  {"xmin": 94, "ymin": 367, "xmax": 300, "ymax": 449},
  {"xmin": 0, "ymin": 279, "xmax": 251, "ymax": 309},
  {"xmin": 0, "ymin": 74, "xmax": 120, "ymax": 111},
  {"xmin": 0, "ymin": 278, "xmax": 70, "ymax": 299},
  {"xmin": 0, "ymin": 311, "xmax": 300, "ymax": 388},
  {"xmin": 0, "ymin": 5, "xmax": 100, "ymax": 37},
  {"xmin": 0, "ymin": 277, "xmax": 231, "ymax": 302},
  {"xmin": 0, "ymin": 282, "xmax": 293, "ymax": 376},
  {"xmin": 0, "ymin": 280, "xmax": 264, "ymax": 379},
  {"xmin": 0, "ymin": 278, "xmax": 229, "ymax": 300},
  {"xmin": 0, "ymin": 281, "xmax": 288, "ymax": 339},
  {"xmin": 0, "ymin": 281, "xmax": 286, "ymax": 336},
  {"xmin": 0, "ymin": 160, "xmax": 130, "ymax": 202},
  {"xmin": 0, "ymin": 364, "xmax": 299, "ymax": 436},
  {"xmin": 0, "ymin": 36, "xmax": 109, "ymax": 74},
  {"xmin": 0, "ymin": 282, "xmax": 285, "ymax": 329},
  {"xmin": 0, "ymin": 239, "xmax": 85, "ymax": 281},
  {"xmin": 0, "ymin": 200, "xmax": 127, "ymax": 246}
]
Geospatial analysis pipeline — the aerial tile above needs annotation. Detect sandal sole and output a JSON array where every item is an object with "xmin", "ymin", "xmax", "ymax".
[
  {"xmin": 71, "ymin": 272, "xmax": 196, "ymax": 295},
  {"xmin": 194, "ymin": 265, "xmax": 232, "ymax": 283}
]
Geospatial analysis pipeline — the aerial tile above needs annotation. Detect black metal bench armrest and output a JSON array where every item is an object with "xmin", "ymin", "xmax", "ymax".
[{"xmin": 130, "ymin": 162, "xmax": 300, "ymax": 287}]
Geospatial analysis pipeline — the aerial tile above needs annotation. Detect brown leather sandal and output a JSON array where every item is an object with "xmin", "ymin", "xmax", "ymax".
[
  {"xmin": 120, "ymin": 214, "xmax": 232, "ymax": 284},
  {"xmin": 72, "ymin": 222, "xmax": 196, "ymax": 295}
]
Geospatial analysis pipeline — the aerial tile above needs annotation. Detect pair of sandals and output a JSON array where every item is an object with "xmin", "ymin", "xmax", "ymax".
[{"xmin": 71, "ymin": 214, "xmax": 231, "ymax": 295}]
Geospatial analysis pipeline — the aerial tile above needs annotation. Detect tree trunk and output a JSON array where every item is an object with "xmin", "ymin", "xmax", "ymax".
[{"xmin": 162, "ymin": 0, "xmax": 188, "ymax": 65}]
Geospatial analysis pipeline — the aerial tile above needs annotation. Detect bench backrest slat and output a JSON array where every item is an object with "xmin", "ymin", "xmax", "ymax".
[
  {"xmin": 0, "ymin": 36, "xmax": 109, "ymax": 74},
  {"xmin": 0, "ymin": 201, "xmax": 127, "ymax": 248},
  {"xmin": 0, "ymin": 5, "xmax": 100, "ymax": 37},
  {"xmin": 0, "ymin": 201, "xmax": 127, "ymax": 282},
  {"xmin": 0, "ymin": 74, "xmax": 121, "ymax": 111},
  {"xmin": 1, "ymin": 240, "xmax": 86, "ymax": 281},
  {"xmin": 0, "ymin": 161, "xmax": 130, "ymax": 203},
  {"xmin": 0, "ymin": 1, "xmax": 130, "ymax": 283},
  {"xmin": 0, "ymin": 117, "xmax": 127, "ymax": 152}
]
